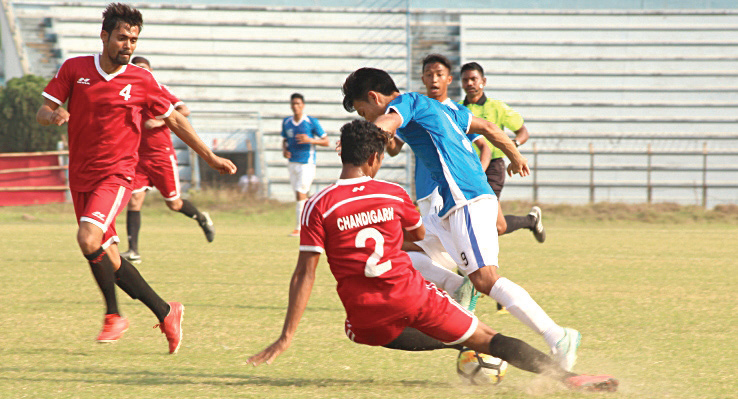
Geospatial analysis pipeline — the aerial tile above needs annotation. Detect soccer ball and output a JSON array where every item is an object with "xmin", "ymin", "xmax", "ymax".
[{"xmin": 456, "ymin": 348, "xmax": 508, "ymax": 385}]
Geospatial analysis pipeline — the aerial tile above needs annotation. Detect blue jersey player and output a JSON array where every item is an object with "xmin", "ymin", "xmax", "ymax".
[
  {"xmin": 342, "ymin": 67, "xmax": 581, "ymax": 372},
  {"xmin": 414, "ymin": 99, "xmax": 488, "ymax": 218},
  {"xmin": 282, "ymin": 93, "xmax": 329, "ymax": 236}
]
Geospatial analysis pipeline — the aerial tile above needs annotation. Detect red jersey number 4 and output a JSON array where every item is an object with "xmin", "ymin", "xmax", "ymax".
[{"xmin": 119, "ymin": 84, "xmax": 132, "ymax": 101}]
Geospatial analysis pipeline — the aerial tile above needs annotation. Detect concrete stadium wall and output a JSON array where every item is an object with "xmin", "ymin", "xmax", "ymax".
[{"xmin": 8, "ymin": 0, "xmax": 738, "ymax": 205}]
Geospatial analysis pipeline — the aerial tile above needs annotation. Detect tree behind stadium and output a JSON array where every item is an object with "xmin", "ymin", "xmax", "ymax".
[{"xmin": 0, "ymin": 75, "xmax": 65, "ymax": 152}]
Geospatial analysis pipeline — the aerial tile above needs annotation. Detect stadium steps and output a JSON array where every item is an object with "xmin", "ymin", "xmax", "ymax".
[
  {"xmin": 459, "ymin": 11, "xmax": 738, "ymax": 135},
  {"xmin": 13, "ymin": 14, "xmax": 57, "ymax": 78},
  {"xmin": 12, "ymin": 1, "xmax": 738, "ymax": 199}
]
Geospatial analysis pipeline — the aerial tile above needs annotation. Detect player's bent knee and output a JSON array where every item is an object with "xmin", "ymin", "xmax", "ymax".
[
  {"xmin": 77, "ymin": 229, "xmax": 101, "ymax": 254},
  {"xmin": 127, "ymin": 192, "xmax": 146, "ymax": 210},
  {"xmin": 496, "ymin": 219, "xmax": 507, "ymax": 235},
  {"xmin": 468, "ymin": 266, "xmax": 499, "ymax": 295},
  {"xmin": 166, "ymin": 198, "xmax": 183, "ymax": 211},
  {"xmin": 461, "ymin": 323, "xmax": 497, "ymax": 354}
]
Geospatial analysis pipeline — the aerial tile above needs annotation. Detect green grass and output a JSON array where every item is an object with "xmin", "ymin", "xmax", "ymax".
[{"xmin": 0, "ymin": 201, "xmax": 736, "ymax": 398}]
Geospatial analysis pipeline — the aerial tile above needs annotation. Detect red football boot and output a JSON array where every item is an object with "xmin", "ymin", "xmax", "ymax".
[
  {"xmin": 156, "ymin": 302, "xmax": 184, "ymax": 354},
  {"xmin": 97, "ymin": 314, "xmax": 129, "ymax": 343}
]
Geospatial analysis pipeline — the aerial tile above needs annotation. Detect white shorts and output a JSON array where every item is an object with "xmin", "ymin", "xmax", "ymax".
[
  {"xmin": 288, "ymin": 162, "xmax": 316, "ymax": 194},
  {"xmin": 416, "ymin": 187, "xmax": 444, "ymax": 218},
  {"xmin": 415, "ymin": 197, "xmax": 499, "ymax": 276}
]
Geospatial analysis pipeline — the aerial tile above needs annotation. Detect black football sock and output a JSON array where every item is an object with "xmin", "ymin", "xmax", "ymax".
[
  {"xmin": 501, "ymin": 214, "xmax": 536, "ymax": 235},
  {"xmin": 488, "ymin": 333, "xmax": 576, "ymax": 381},
  {"xmin": 85, "ymin": 247, "xmax": 119, "ymax": 315},
  {"xmin": 178, "ymin": 199, "xmax": 204, "ymax": 222},
  {"xmin": 497, "ymin": 302, "xmax": 504, "ymax": 311},
  {"xmin": 126, "ymin": 210, "xmax": 141, "ymax": 252},
  {"xmin": 115, "ymin": 258, "xmax": 170, "ymax": 322},
  {"xmin": 383, "ymin": 328, "xmax": 463, "ymax": 351}
]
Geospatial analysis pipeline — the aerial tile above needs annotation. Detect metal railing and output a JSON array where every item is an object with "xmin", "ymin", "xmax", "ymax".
[{"xmin": 511, "ymin": 139, "xmax": 738, "ymax": 207}]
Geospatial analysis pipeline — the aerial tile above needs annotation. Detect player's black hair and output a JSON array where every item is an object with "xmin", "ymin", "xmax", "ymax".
[
  {"xmin": 131, "ymin": 56, "xmax": 150, "ymax": 68},
  {"xmin": 342, "ymin": 68, "xmax": 399, "ymax": 113},
  {"xmin": 291, "ymin": 93, "xmax": 305, "ymax": 102},
  {"xmin": 102, "ymin": 3, "xmax": 143, "ymax": 35},
  {"xmin": 422, "ymin": 54, "xmax": 452, "ymax": 73},
  {"xmin": 339, "ymin": 120, "xmax": 390, "ymax": 166},
  {"xmin": 460, "ymin": 62, "xmax": 485, "ymax": 77}
]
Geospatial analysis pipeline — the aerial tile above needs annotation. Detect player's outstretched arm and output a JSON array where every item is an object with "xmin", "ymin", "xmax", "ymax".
[
  {"xmin": 36, "ymin": 99, "xmax": 69, "ymax": 126},
  {"xmin": 469, "ymin": 117, "xmax": 530, "ymax": 177},
  {"xmin": 163, "ymin": 110, "xmax": 237, "ymax": 175},
  {"xmin": 247, "ymin": 251, "xmax": 320, "ymax": 366}
]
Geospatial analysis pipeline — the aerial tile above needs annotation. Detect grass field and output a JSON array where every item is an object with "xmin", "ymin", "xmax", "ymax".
[{"xmin": 1, "ymin": 200, "xmax": 736, "ymax": 398}]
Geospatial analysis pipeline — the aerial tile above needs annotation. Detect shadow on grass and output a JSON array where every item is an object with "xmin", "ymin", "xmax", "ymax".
[
  {"xmin": 0, "ymin": 367, "xmax": 446, "ymax": 388},
  {"xmin": 22, "ymin": 300, "xmax": 340, "ymax": 312}
]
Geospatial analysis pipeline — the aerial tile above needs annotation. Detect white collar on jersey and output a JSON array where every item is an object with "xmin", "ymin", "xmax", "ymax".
[
  {"xmin": 335, "ymin": 176, "xmax": 372, "ymax": 185},
  {"xmin": 291, "ymin": 114, "xmax": 308, "ymax": 125},
  {"xmin": 441, "ymin": 97, "xmax": 459, "ymax": 110},
  {"xmin": 94, "ymin": 53, "xmax": 128, "ymax": 81}
]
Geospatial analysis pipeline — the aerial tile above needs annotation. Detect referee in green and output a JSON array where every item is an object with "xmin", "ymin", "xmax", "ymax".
[{"xmin": 460, "ymin": 62, "xmax": 545, "ymax": 244}]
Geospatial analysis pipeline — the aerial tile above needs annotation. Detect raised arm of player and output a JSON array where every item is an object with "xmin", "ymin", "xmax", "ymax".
[
  {"xmin": 469, "ymin": 116, "xmax": 529, "ymax": 177},
  {"xmin": 373, "ymin": 112, "xmax": 404, "ymax": 156},
  {"xmin": 247, "ymin": 251, "xmax": 320, "ymax": 366},
  {"xmin": 36, "ymin": 98, "xmax": 69, "ymax": 126},
  {"xmin": 163, "ymin": 109, "xmax": 237, "ymax": 175}
]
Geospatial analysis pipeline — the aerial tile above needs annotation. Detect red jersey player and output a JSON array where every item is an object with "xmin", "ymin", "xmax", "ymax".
[
  {"xmin": 118, "ymin": 56, "xmax": 215, "ymax": 264},
  {"xmin": 247, "ymin": 120, "xmax": 618, "ymax": 392},
  {"xmin": 35, "ymin": 4, "xmax": 236, "ymax": 353}
]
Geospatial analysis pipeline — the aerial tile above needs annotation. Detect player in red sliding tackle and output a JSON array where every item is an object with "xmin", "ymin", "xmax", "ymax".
[{"xmin": 247, "ymin": 119, "xmax": 617, "ymax": 392}]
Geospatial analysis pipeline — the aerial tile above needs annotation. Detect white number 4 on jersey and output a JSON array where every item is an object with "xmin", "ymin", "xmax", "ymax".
[{"xmin": 119, "ymin": 84, "xmax": 132, "ymax": 101}]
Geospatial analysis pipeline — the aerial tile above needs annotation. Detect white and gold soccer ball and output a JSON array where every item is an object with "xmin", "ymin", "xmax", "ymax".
[{"xmin": 456, "ymin": 348, "xmax": 508, "ymax": 385}]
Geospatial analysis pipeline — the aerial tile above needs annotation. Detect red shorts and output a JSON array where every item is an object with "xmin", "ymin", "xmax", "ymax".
[
  {"xmin": 344, "ymin": 282, "xmax": 478, "ymax": 347},
  {"xmin": 132, "ymin": 150, "xmax": 180, "ymax": 201},
  {"xmin": 72, "ymin": 177, "xmax": 132, "ymax": 249}
]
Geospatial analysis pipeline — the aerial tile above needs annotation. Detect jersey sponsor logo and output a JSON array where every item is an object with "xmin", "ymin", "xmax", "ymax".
[
  {"xmin": 76, "ymin": 77, "xmax": 91, "ymax": 85},
  {"xmin": 336, "ymin": 207, "xmax": 394, "ymax": 231},
  {"xmin": 91, "ymin": 211, "xmax": 106, "ymax": 220},
  {"xmin": 352, "ymin": 186, "xmax": 365, "ymax": 192},
  {"xmin": 286, "ymin": 128, "xmax": 294, "ymax": 138}
]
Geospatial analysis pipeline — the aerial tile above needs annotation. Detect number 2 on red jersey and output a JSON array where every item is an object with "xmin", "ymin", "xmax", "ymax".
[{"xmin": 355, "ymin": 227, "xmax": 392, "ymax": 277}]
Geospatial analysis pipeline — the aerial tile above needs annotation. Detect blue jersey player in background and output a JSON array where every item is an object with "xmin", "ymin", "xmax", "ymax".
[
  {"xmin": 341, "ymin": 67, "xmax": 582, "ymax": 373},
  {"xmin": 282, "ymin": 93, "xmax": 329, "ymax": 236}
]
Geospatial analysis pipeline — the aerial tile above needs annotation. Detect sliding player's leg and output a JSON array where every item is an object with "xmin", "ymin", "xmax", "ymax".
[
  {"xmin": 438, "ymin": 198, "xmax": 579, "ymax": 371},
  {"xmin": 379, "ymin": 283, "xmax": 617, "ymax": 391}
]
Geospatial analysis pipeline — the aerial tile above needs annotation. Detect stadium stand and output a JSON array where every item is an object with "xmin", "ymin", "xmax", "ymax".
[
  {"xmin": 4, "ymin": 1, "xmax": 738, "ymax": 204},
  {"xmin": 460, "ymin": 10, "xmax": 738, "ymax": 135},
  {"xmin": 8, "ymin": 1, "xmax": 412, "ymax": 200}
]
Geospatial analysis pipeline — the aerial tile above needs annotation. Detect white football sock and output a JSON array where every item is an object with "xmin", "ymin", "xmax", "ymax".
[
  {"xmin": 296, "ymin": 199, "xmax": 307, "ymax": 230},
  {"xmin": 489, "ymin": 277, "xmax": 565, "ymax": 350},
  {"xmin": 407, "ymin": 251, "xmax": 463, "ymax": 293}
]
